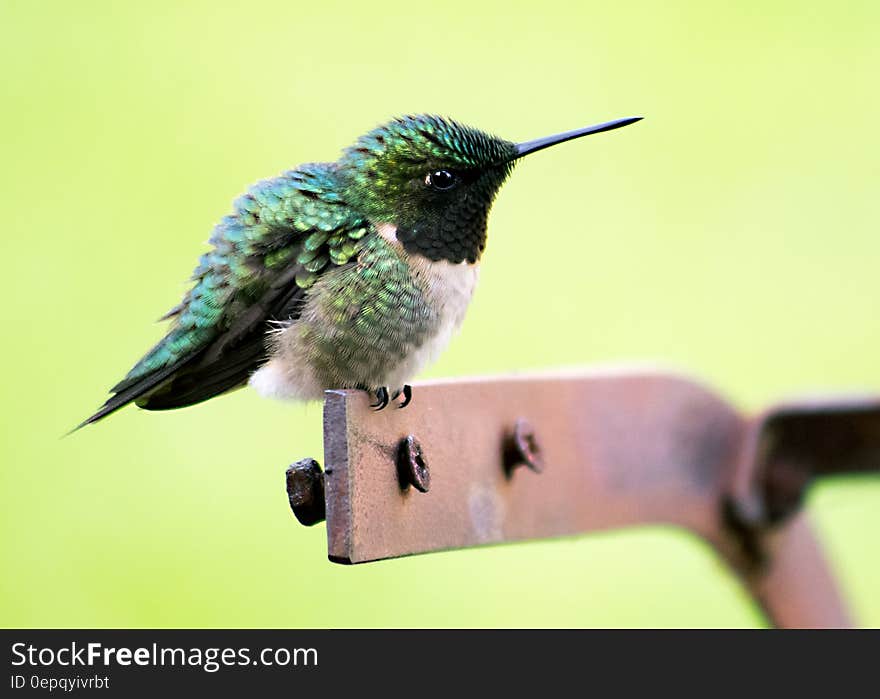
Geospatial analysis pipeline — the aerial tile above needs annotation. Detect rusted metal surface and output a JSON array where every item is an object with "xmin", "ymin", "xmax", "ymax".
[
  {"xmin": 321, "ymin": 370, "xmax": 745, "ymax": 563},
  {"xmin": 287, "ymin": 369, "xmax": 880, "ymax": 627},
  {"xmin": 728, "ymin": 396, "xmax": 880, "ymax": 528},
  {"xmin": 724, "ymin": 513, "xmax": 853, "ymax": 628},
  {"xmin": 718, "ymin": 395, "xmax": 880, "ymax": 627}
]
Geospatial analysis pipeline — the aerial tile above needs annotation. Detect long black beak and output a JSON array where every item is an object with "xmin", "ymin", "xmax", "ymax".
[{"xmin": 514, "ymin": 116, "xmax": 643, "ymax": 158}]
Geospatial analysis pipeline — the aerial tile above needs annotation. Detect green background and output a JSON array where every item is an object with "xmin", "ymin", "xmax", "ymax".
[{"xmin": 2, "ymin": 0, "xmax": 878, "ymax": 627}]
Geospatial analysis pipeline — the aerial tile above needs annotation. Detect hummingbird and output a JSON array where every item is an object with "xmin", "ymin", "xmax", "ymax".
[{"xmin": 79, "ymin": 114, "xmax": 642, "ymax": 427}]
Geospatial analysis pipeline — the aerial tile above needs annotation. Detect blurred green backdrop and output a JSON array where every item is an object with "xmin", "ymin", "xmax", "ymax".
[{"xmin": 2, "ymin": 0, "xmax": 878, "ymax": 628}]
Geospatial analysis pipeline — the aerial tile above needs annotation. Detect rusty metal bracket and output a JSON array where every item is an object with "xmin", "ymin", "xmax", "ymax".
[{"xmin": 284, "ymin": 369, "xmax": 880, "ymax": 628}]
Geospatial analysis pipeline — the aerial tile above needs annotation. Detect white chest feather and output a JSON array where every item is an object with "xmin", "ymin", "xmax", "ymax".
[
  {"xmin": 375, "ymin": 222, "xmax": 479, "ymax": 387},
  {"xmin": 249, "ymin": 222, "xmax": 479, "ymax": 400}
]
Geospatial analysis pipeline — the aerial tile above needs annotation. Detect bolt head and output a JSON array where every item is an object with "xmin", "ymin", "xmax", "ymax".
[
  {"xmin": 504, "ymin": 418, "xmax": 545, "ymax": 474},
  {"xmin": 397, "ymin": 435, "xmax": 431, "ymax": 493},
  {"xmin": 286, "ymin": 458, "xmax": 326, "ymax": 526}
]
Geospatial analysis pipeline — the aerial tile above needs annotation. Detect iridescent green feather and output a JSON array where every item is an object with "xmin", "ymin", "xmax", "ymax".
[
  {"xmin": 112, "ymin": 163, "xmax": 368, "ymax": 393},
  {"xmin": 339, "ymin": 114, "xmax": 515, "ymax": 221}
]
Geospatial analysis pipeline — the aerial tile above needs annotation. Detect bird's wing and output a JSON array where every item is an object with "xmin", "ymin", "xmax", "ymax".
[{"xmin": 78, "ymin": 163, "xmax": 371, "ymax": 427}]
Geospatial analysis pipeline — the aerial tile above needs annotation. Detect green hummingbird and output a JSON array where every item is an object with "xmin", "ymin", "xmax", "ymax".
[{"xmin": 79, "ymin": 114, "xmax": 641, "ymax": 427}]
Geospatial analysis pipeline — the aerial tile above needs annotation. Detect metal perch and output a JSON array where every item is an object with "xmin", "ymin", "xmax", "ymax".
[{"xmin": 286, "ymin": 369, "xmax": 880, "ymax": 628}]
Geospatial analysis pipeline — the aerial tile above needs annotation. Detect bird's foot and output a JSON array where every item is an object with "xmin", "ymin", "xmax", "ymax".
[
  {"xmin": 366, "ymin": 385, "xmax": 412, "ymax": 411},
  {"xmin": 370, "ymin": 386, "xmax": 390, "ymax": 411}
]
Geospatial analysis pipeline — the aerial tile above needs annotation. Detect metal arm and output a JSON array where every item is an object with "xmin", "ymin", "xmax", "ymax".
[{"xmin": 286, "ymin": 369, "xmax": 880, "ymax": 628}]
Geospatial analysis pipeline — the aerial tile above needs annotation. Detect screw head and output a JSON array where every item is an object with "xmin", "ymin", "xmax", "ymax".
[
  {"xmin": 397, "ymin": 435, "xmax": 430, "ymax": 493},
  {"xmin": 286, "ymin": 458, "xmax": 326, "ymax": 526},
  {"xmin": 504, "ymin": 418, "xmax": 545, "ymax": 475}
]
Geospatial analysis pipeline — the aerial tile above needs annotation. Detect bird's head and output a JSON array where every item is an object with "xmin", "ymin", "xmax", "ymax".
[{"xmin": 339, "ymin": 114, "xmax": 641, "ymax": 264}]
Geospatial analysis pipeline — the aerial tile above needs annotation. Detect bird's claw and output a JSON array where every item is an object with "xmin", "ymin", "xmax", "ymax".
[
  {"xmin": 398, "ymin": 384, "xmax": 412, "ymax": 409},
  {"xmin": 370, "ymin": 386, "xmax": 390, "ymax": 411},
  {"xmin": 369, "ymin": 384, "xmax": 413, "ymax": 411},
  {"xmin": 389, "ymin": 385, "xmax": 413, "ymax": 409}
]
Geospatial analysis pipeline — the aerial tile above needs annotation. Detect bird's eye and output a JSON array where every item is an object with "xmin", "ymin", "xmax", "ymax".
[{"xmin": 425, "ymin": 169, "xmax": 457, "ymax": 191}]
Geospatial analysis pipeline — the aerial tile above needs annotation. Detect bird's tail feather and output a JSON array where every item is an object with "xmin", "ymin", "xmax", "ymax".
[{"xmin": 71, "ymin": 356, "xmax": 198, "ymax": 433}]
